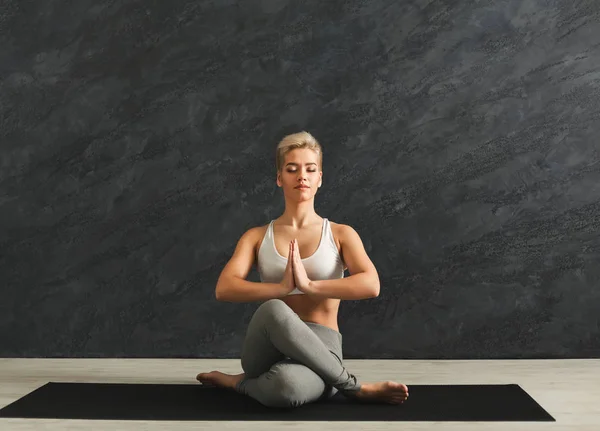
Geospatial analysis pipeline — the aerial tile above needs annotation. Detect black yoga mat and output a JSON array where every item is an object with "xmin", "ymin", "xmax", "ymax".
[{"xmin": 0, "ymin": 382, "xmax": 555, "ymax": 422}]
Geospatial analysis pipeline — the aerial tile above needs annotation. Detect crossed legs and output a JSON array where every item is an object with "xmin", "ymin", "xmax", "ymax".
[
  {"xmin": 234, "ymin": 299, "xmax": 360, "ymax": 408},
  {"xmin": 197, "ymin": 298, "xmax": 409, "ymax": 408}
]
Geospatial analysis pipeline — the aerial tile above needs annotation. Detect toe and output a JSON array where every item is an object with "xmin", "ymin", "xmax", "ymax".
[{"xmin": 391, "ymin": 382, "xmax": 408, "ymax": 392}]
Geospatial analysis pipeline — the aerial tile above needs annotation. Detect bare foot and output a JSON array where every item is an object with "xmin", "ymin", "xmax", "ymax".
[
  {"xmin": 196, "ymin": 371, "xmax": 246, "ymax": 390},
  {"xmin": 352, "ymin": 381, "xmax": 409, "ymax": 404}
]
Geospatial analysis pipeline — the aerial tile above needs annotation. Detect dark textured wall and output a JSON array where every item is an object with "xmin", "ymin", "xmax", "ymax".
[{"xmin": 1, "ymin": 0, "xmax": 599, "ymax": 358}]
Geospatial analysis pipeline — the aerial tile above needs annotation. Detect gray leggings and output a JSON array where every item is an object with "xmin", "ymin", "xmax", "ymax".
[{"xmin": 235, "ymin": 299, "xmax": 362, "ymax": 408}]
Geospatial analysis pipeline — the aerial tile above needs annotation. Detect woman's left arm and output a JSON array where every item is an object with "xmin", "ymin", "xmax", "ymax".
[{"xmin": 307, "ymin": 225, "xmax": 380, "ymax": 300}]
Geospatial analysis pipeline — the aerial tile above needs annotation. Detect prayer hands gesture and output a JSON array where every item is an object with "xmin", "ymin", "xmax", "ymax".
[{"xmin": 280, "ymin": 239, "xmax": 313, "ymax": 295}]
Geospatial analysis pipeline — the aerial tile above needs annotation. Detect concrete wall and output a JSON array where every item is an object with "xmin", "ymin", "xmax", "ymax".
[{"xmin": 1, "ymin": 0, "xmax": 599, "ymax": 358}]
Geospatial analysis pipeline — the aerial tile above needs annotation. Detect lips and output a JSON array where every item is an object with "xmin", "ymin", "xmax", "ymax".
[{"xmin": 295, "ymin": 186, "xmax": 309, "ymax": 189}]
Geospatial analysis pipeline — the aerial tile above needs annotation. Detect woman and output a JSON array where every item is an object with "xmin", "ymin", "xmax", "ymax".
[{"xmin": 196, "ymin": 131, "xmax": 409, "ymax": 408}]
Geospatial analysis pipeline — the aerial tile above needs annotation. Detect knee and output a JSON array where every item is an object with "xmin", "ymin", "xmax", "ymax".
[
  {"xmin": 261, "ymin": 363, "xmax": 322, "ymax": 409},
  {"xmin": 256, "ymin": 299, "xmax": 295, "ymax": 323},
  {"xmin": 266, "ymin": 374, "xmax": 307, "ymax": 409}
]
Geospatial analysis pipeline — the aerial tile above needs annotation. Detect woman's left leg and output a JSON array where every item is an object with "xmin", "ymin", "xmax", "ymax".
[{"xmin": 236, "ymin": 299, "xmax": 361, "ymax": 395}]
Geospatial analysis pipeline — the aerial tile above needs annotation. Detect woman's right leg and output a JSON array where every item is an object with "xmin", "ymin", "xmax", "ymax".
[{"xmin": 235, "ymin": 299, "xmax": 361, "ymax": 405}]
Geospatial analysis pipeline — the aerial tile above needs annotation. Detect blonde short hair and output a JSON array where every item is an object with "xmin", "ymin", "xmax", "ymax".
[{"xmin": 275, "ymin": 131, "xmax": 323, "ymax": 173}]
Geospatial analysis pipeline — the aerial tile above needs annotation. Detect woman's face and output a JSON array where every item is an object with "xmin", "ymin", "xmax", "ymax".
[{"xmin": 277, "ymin": 149, "xmax": 322, "ymax": 197}]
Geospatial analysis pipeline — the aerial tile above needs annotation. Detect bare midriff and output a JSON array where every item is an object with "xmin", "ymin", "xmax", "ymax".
[{"xmin": 280, "ymin": 294, "xmax": 341, "ymax": 333}]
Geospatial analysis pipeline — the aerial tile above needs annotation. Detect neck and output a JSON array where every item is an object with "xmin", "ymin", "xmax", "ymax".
[{"xmin": 279, "ymin": 204, "xmax": 320, "ymax": 229}]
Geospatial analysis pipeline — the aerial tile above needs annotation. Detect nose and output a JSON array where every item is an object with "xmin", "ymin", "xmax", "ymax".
[{"xmin": 297, "ymin": 171, "xmax": 308, "ymax": 181}]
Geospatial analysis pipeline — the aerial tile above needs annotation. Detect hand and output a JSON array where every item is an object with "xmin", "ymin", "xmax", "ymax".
[
  {"xmin": 280, "ymin": 240, "xmax": 296, "ymax": 295},
  {"xmin": 292, "ymin": 238, "xmax": 313, "ymax": 294}
]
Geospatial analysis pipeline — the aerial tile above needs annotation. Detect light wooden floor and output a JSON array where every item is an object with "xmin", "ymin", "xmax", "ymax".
[{"xmin": 0, "ymin": 358, "xmax": 598, "ymax": 430}]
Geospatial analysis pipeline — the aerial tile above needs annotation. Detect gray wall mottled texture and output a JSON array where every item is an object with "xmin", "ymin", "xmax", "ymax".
[{"xmin": 1, "ymin": 0, "xmax": 599, "ymax": 359}]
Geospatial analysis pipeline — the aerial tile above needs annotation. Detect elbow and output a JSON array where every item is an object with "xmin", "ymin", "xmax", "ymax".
[
  {"xmin": 215, "ymin": 275, "xmax": 243, "ymax": 302},
  {"xmin": 215, "ymin": 275, "xmax": 232, "ymax": 301},
  {"xmin": 371, "ymin": 275, "xmax": 380, "ymax": 298},
  {"xmin": 215, "ymin": 282, "xmax": 226, "ymax": 301},
  {"xmin": 216, "ymin": 290, "xmax": 231, "ymax": 302},
  {"xmin": 216, "ymin": 286, "xmax": 231, "ymax": 301}
]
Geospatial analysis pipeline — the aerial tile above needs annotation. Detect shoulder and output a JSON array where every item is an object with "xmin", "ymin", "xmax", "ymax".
[
  {"xmin": 245, "ymin": 224, "xmax": 270, "ymax": 257},
  {"xmin": 245, "ymin": 223, "xmax": 269, "ymax": 243},
  {"xmin": 329, "ymin": 221, "xmax": 377, "ymax": 276},
  {"xmin": 254, "ymin": 222, "xmax": 270, "ymax": 234},
  {"xmin": 329, "ymin": 221, "xmax": 360, "ymax": 245}
]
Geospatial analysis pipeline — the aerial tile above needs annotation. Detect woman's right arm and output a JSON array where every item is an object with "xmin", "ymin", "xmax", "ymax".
[{"xmin": 215, "ymin": 228, "xmax": 287, "ymax": 302}]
